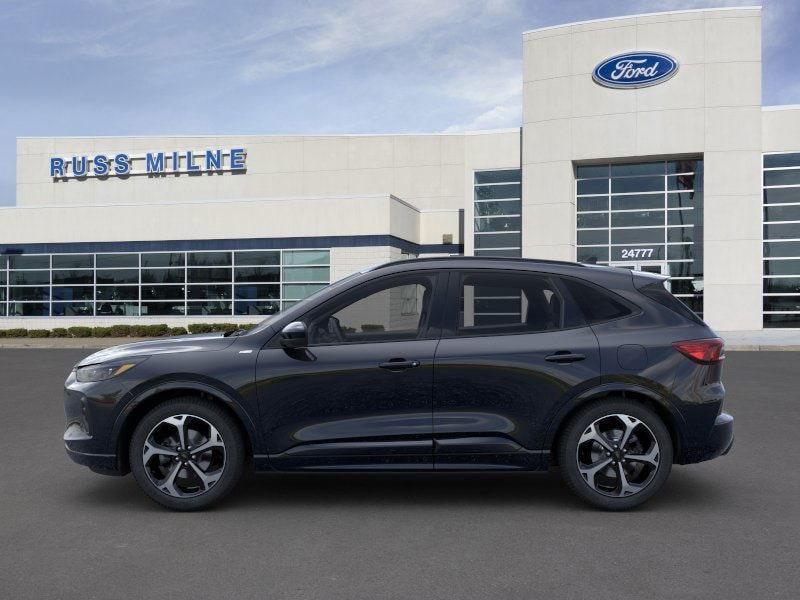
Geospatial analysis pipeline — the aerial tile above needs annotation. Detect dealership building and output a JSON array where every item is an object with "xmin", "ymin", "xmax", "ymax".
[{"xmin": 2, "ymin": 5, "xmax": 799, "ymax": 332}]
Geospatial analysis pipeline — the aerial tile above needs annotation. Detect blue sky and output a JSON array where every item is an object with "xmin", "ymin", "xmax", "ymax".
[{"xmin": 1, "ymin": 0, "xmax": 798, "ymax": 206}]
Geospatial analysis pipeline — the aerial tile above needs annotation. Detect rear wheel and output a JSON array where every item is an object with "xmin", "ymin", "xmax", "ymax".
[
  {"xmin": 129, "ymin": 398, "xmax": 245, "ymax": 511},
  {"xmin": 558, "ymin": 398, "xmax": 673, "ymax": 510}
]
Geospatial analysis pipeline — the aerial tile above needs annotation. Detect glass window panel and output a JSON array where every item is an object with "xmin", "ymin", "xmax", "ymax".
[
  {"xmin": 473, "ymin": 249, "xmax": 522, "ymax": 257},
  {"xmin": 283, "ymin": 283, "xmax": 327, "ymax": 300},
  {"xmin": 234, "ymin": 266, "xmax": 280, "ymax": 282},
  {"xmin": 187, "ymin": 252, "xmax": 231, "ymax": 266},
  {"xmin": 9, "ymin": 255, "xmax": 48, "ymax": 269},
  {"xmin": 764, "ymin": 153, "xmax": 800, "ymax": 168},
  {"xmin": 474, "ymin": 232, "xmax": 521, "ymax": 249},
  {"xmin": 668, "ymin": 227, "xmax": 694, "ymax": 243},
  {"xmin": 611, "ymin": 245, "xmax": 665, "ymax": 261},
  {"xmin": 234, "ymin": 251, "xmax": 280, "ymax": 266},
  {"xmin": 96, "ymin": 254, "xmax": 138, "ymax": 268},
  {"xmin": 141, "ymin": 285, "xmax": 185, "ymax": 300},
  {"xmin": 8, "ymin": 302, "xmax": 49, "ymax": 316},
  {"xmin": 474, "ymin": 170, "xmax": 520, "ymax": 184},
  {"xmin": 577, "ymin": 179, "xmax": 608, "ymax": 195},
  {"xmin": 667, "ymin": 160, "xmax": 701, "ymax": 174},
  {"xmin": 9, "ymin": 271, "xmax": 49, "ymax": 285},
  {"xmin": 0, "ymin": 271, "xmax": 5, "ymax": 285},
  {"xmin": 764, "ymin": 278, "xmax": 800, "ymax": 294},
  {"xmin": 0, "ymin": 288, "xmax": 5, "ymax": 302},
  {"xmin": 0, "ymin": 304, "xmax": 5, "ymax": 316},
  {"xmin": 187, "ymin": 285, "xmax": 232, "ymax": 300},
  {"xmin": 187, "ymin": 267, "xmax": 231, "ymax": 283},
  {"xmin": 235, "ymin": 300, "xmax": 281, "ymax": 316},
  {"xmin": 141, "ymin": 268, "xmax": 185, "ymax": 283},
  {"xmin": 52, "ymin": 302, "xmax": 94, "ymax": 316},
  {"xmin": 763, "ymin": 188, "xmax": 800, "ymax": 204},
  {"xmin": 187, "ymin": 301, "xmax": 232, "ymax": 316},
  {"xmin": 577, "ymin": 230, "xmax": 608, "ymax": 245},
  {"xmin": 667, "ymin": 244, "xmax": 694, "ymax": 261},
  {"xmin": 474, "ymin": 200, "xmax": 521, "ymax": 216},
  {"xmin": 611, "ymin": 228, "xmax": 664, "ymax": 244},
  {"xmin": 141, "ymin": 302, "xmax": 185, "ymax": 316},
  {"xmin": 764, "ymin": 314, "xmax": 800, "ymax": 328},
  {"xmin": 53, "ymin": 286, "xmax": 93, "ymax": 301},
  {"xmin": 611, "ymin": 176, "xmax": 663, "ymax": 194},
  {"xmin": 667, "ymin": 191, "xmax": 701, "ymax": 209},
  {"xmin": 667, "ymin": 174, "xmax": 698, "ymax": 191},
  {"xmin": 140, "ymin": 253, "xmax": 184, "ymax": 268},
  {"xmin": 10, "ymin": 287, "xmax": 49, "ymax": 301},
  {"xmin": 668, "ymin": 262, "xmax": 699, "ymax": 277},
  {"xmin": 96, "ymin": 269, "xmax": 138, "ymax": 284},
  {"xmin": 96, "ymin": 286, "xmax": 138, "ymax": 301},
  {"xmin": 282, "ymin": 250, "xmax": 330, "ymax": 266},
  {"xmin": 611, "ymin": 211, "xmax": 664, "ymax": 227},
  {"xmin": 611, "ymin": 194, "xmax": 664, "ymax": 210},
  {"xmin": 764, "ymin": 259, "xmax": 800, "ymax": 275},
  {"xmin": 577, "ymin": 197, "xmax": 608, "ymax": 212},
  {"xmin": 669, "ymin": 279, "xmax": 702, "ymax": 295},
  {"xmin": 234, "ymin": 284, "xmax": 280, "ymax": 300},
  {"xmin": 577, "ymin": 213, "xmax": 609, "ymax": 229},
  {"xmin": 576, "ymin": 164, "xmax": 609, "ymax": 178},
  {"xmin": 52, "ymin": 270, "xmax": 93, "ymax": 284},
  {"xmin": 764, "ymin": 223, "xmax": 800, "ymax": 240},
  {"xmin": 668, "ymin": 209, "xmax": 696, "ymax": 226},
  {"xmin": 52, "ymin": 254, "xmax": 93, "ymax": 269},
  {"xmin": 764, "ymin": 241, "xmax": 800, "ymax": 258},
  {"xmin": 474, "ymin": 216, "xmax": 521, "ymax": 233},
  {"xmin": 282, "ymin": 266, "xmax": 330, "ymax": 282},
  {"xmin": 577, "ymin": 247, "xmax": 609, "ymax": 263},
  {"xmin": 763, "ymin": 296, "xmax": 800, "ymax": 312},
  {"xmin": 96, "ymin": 302, "xmax": 138, "ymax": 316},
  {"xmin": 764, "ymin": 170, "xmax": 800, "ymax": 187},
  {"xmin": 474, "ymin": 184, "xmax": 521, "ymax": 200},
  {"xmin": 764, "ymin": 205, "xmax": 800, "ymax": 222},
  {"xmin": 611, "ymin": 162, "xmax": 664, "ymax": 176}
]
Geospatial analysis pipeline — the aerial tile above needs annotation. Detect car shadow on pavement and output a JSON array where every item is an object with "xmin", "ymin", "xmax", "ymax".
[{"xmin": 68, "ymin": 466, "xmax": 725, "ymax": 513}]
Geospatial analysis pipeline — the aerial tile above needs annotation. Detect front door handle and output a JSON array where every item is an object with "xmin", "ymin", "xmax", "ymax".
[
  {"xmin": 379, "ymin": 359, "xmax": 421, "ymax": 371},
  {"xmin": 545, "ymin": 351, "xmax": 586, "ymax": 364}
]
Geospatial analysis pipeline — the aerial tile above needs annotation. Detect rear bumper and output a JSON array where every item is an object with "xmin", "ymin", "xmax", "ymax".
[{"xmin": 682, "ymin": 412, "xmax": 734, "ymax": 464}]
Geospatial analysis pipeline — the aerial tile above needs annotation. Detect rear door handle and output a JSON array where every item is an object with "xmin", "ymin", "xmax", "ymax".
[
  {"xmin": 379, "ymin": 359, "xmax": 421, "ymax": 371},
  {"xmin": 545, "ymin": 351, "xmax": 586, "ymax": 364}
]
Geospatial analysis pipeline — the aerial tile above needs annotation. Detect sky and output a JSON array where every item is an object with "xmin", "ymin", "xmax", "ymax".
[{"xmin": 1, "ymin": 0, "xmax": 798, "ymax": 206}]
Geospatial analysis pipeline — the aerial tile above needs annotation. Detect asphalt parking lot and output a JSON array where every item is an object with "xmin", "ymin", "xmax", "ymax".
[{"xmin": 0, "ymin": 349, "xmax": 797, "ymax": 599}]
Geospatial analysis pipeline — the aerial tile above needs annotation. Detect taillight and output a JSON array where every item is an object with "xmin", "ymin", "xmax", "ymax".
[{"xmin": 672, "ymin": 338, "xmax": 725, "ymax": 364}]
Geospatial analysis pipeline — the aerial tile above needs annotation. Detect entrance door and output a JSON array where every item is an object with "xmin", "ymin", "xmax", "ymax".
[{"xmin": 611, "ymin": 261, "xmax": 667, "ymax": 275}]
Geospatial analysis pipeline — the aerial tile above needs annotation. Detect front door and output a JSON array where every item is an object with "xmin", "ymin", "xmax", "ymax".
[
  {"xmin": 432, "ymin": 270, "xmax": 602, "ymax": 469},
  {"xmin": 256, "ymin": 271, "xmax": 445, "ymax": 470}
]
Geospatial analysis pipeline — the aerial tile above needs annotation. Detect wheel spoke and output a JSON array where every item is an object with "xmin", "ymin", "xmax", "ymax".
[
  {"xmin": 163, "ymin": 415, "xmax": 188, "ymax": 449},
  {"xmin": 191, "ymin": 424, "xmax": 224, "ymax": 454},
  {"xmin": 142, "ymin": 441, "xmax": 178, "ymax": 464},
  {"xmin": 617, "ymin": 465, "xmax": 644, "ymax": 496},
  {"xmin": 186, "ymin": 460, "xmax": 223, "ymax": 492},
  {"xmin": 578, "ymin": 457, "xmax": 613, "ymax": 491},
  {"xmin": 617, "ymin": 414, "xmax": 641, "ymax": 451},
  {"xmin": 625, "ymin": 446, "xmax": 659, "ymax": 467},
  {"xmin": 157, "ymin": 461, "xmax": 183, "ymax": 497},
  {"xmin": 579, "ymin": 423, "xmax": 613, "ymax": 452}
]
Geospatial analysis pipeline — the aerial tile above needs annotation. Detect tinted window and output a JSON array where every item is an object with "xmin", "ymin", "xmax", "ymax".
[
  {"xmin": 561, "ymin": 277, "xmax": 633, "ymax": 324},
  {"xmin": 639, "ymin": 281, "xmax": 704, "ymax": 325},
  {"xmin": 455, "ymin": 272, "xmax": 563, "ymax": 335},
  {"xmin": 310, "ymin": 275, "xmax": 435, "ymax": 344}
]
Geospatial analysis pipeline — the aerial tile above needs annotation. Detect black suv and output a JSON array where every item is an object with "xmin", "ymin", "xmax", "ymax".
[{"xmin": 64, "ymin": 257, "xmax": 733, "ymax": 510}]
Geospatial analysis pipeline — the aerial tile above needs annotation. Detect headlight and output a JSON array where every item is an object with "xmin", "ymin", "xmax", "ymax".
[{"xmin": 75, "ymin": 358, "xmax": 146, "ymax": 383}]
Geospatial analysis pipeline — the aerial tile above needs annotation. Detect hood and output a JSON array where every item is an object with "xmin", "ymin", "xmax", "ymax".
[{"xmin": 77, "ymin": 332, "xmax": 237, "ymax": 367}]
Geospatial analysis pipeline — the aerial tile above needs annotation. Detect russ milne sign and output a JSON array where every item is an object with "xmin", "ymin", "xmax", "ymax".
[
  {"xmin": 50, "ymin": 148, "xmax": 246, "ymax": 179},
  {"xmin": 592, "ymin": 52, "xmax": 678, "ymax": 89}
]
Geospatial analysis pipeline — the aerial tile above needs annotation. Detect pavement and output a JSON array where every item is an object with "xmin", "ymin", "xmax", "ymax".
[{"xmin": 0, "ymin": 349, "xmax": 797, "ymax": 600}]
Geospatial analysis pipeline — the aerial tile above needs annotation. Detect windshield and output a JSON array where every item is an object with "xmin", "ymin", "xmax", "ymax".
[{"xmin": 244, "ymin": 271, "xmax": 365, "ymax": 336}]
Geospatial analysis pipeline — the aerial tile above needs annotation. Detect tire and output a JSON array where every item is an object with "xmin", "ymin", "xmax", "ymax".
[
  {"xmin": 129, "ymin": 397, "xmax": 245, "ymax": 511},
  {"xmin": 558, "ymin": 398, "xmax": 673, "ymax": 510}
]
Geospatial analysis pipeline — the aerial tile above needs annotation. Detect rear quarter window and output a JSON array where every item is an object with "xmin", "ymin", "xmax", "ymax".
[
  {"xmin": 638, "ymin": 280, "xmax": 705, "ymax": 325},
  {"xmin": 560, "ymin": 277, "xmax": 634, "ymax": 324}
]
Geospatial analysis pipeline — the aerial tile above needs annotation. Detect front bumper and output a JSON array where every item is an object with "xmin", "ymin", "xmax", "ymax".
[
  {"xmin": 63, "ymin": 422, "xmax": 123, "ymax": 475},
  {"xmin": 682, "ymin": 411, "xmax": 734, "ymax": 464}
]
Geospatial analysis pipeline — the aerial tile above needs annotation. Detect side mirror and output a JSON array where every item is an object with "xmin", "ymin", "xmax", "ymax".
[{"xmin": 280, "ymin": 321, "xmax": 308, "ymax": 349}]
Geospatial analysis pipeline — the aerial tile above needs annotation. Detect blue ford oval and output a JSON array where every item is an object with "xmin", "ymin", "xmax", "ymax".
[{"xmin": 593, "ymin": 52, "xmax": 678, "ymax": 89}]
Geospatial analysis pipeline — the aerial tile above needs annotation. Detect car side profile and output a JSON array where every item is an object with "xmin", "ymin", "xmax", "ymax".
[{"xmin": 63, "ymin": 257, "xmax": 733, "ymax": 511}]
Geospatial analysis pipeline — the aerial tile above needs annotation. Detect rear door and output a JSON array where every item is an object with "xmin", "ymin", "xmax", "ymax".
[{"xmin": 432, "ymin": 269, "xmax": 602, "ymax": 469}]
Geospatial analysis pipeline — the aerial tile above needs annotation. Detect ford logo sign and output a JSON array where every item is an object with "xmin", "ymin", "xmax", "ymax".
[{"xmin": 593, "ymin": 51, "xmax": 678, "ymax": 89}]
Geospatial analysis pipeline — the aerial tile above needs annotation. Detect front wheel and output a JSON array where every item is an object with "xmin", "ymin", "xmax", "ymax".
[
  {"xmin": 129, "ymin": 398, "xmax": 245, "ymax": 511},
  {"xmin": 558, "ymin": 398, "xmax": 673, "ymax": 510}
]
